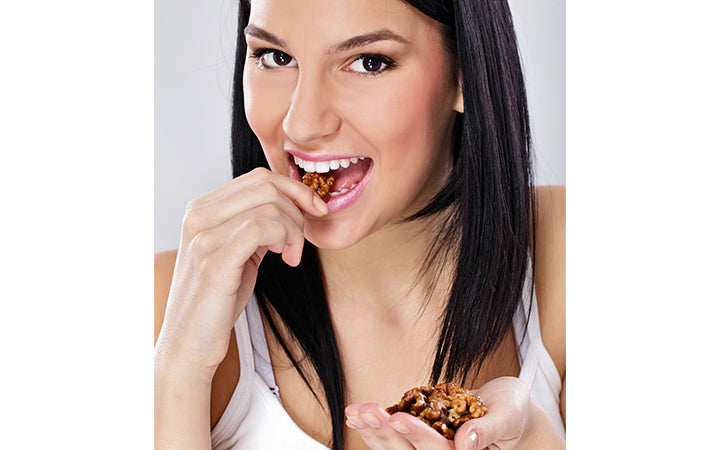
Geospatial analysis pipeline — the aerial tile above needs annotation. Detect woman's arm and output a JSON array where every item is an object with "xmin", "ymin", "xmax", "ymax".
[
  {"xmin": 534, "ymin": 185, "xmax": 566, "ymax": 426},
  {"xmin": 155, "ymin": 250, "xmax": 214, "ymax": 449},
  {"xmin": 153, "ymin": 169, "xmax": 329, "ymax": 448}
]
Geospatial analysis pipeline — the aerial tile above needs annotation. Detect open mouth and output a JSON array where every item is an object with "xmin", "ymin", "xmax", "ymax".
[{"xmin": 287, "ymin": 153, "xmax": 373, "ymax": 212}]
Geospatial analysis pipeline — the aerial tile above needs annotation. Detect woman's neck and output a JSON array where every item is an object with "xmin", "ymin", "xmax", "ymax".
[{"xmin": 317, "ymin": 214, "xmax": 454, "ymax": 317}]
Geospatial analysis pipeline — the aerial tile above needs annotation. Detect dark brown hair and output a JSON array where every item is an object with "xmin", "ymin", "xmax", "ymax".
[{"xmin": 230, "ymin": 0, "xmax": 535, "ymax": 447}]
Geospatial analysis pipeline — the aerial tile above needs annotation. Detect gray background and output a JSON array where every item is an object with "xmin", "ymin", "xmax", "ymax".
[{"xmin": 155, "ymin": 0, "xmax": 565, "ymax": 252}]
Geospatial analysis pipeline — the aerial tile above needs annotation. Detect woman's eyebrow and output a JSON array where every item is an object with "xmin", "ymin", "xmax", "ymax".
[
  {"xmin": 331, "ymin": 29, "xmax": 410, "ymax": 52},
  {"xmin": 244, "ymin": 24, "xmax": 409, "ymax": 53},
  {"xmin": 244, "ymin": 24, "xmax": 288, "ymax": 48}
]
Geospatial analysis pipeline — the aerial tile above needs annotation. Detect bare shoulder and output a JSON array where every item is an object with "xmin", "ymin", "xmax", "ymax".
[
  {"xmin": 533, "ymin": 186, "xmax": 565, "ymax": 379},
  {"xmin": 155, "ymin": 250, "xmax": 178, "ymax": 344}
]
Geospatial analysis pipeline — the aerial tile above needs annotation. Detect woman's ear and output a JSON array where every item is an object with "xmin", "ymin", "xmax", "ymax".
[{"xmin": 453, "ymin": 74, "xmax": 464, "ymax": 113}]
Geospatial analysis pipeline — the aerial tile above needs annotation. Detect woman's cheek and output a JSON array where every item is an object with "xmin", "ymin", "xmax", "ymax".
[
  {"xmin": 383, "ymin": 76, "xmax": 442, "ymax": 168},
  {"xmin": 243, "ymin": 70, "xmax": 288, "ymax": 155}
]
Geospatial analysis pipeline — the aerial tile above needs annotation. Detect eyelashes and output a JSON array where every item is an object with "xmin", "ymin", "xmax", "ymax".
[
  {"xmin": 344, "ymin": 53, "xmax": 397, "ymax": 77},
  {"xmin": 250, "ymin": 48, "xmax": 297, "ymax": 69},
  {"xmin": 249, "ymin": 48, "xmax": 397, "ymax": 77}
]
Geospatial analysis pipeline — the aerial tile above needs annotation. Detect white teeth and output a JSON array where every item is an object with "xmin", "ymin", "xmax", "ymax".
[
  {"xmin": 327, "ymin": 184, "xmax": 358, "ymax": 198},
  {"xmin": 293, "ymin": 155, "xmax": 366, "ymax": 173},
  {"xmin": 315, "ymin": 161, "xmax": 330, "ymax": 173},
  {"xmin": 329, "ymin": 188, "xmax": 350, "ymax": 197}
]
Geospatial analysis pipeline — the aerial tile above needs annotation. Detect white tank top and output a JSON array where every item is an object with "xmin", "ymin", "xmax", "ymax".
[{"xmin": 211, "ymin": 280, "xmax": 565, "ymax": 449}]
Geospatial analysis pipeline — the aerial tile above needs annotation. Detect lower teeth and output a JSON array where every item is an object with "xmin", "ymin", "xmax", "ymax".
[{"xmin": 328, "ymin": 183, "xmax": 357, "ymax": 197}]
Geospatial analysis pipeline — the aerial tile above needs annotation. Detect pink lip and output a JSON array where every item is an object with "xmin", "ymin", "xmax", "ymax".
[
  {"xmin": 285, "ymin": 149, "xmax": 358, "ymax": 162},
  {"xmin": 326, "ymin": 160, "xmax": 373, "ymax": 213},
  {"xmin": 286, "ymin": 154, "xmax": 374, "ymax": 213}
]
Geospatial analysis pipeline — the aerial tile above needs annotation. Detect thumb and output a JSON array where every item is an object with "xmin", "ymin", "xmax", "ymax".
[
  {"xmin": 467, "ymin": 420, "xmax": 498, "ymax": 449},
  {"xmin": 456, "ymin": 413, "xmax": 518, "ymax": 450}
]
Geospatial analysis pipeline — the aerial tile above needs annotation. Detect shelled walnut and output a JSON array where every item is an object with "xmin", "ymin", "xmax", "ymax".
[
  {"xmin": 302, "ymin": 172, "xmax": 335, "ymax": 201},
  {"xmin": 385, "ymin": 382, "xmax": 488, "ymax": 439}
]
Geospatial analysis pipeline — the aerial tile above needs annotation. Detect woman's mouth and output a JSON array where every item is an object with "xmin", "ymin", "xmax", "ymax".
[{"xmin": 287, "ymin": 152, "xmax": 373, "ymax": 213}]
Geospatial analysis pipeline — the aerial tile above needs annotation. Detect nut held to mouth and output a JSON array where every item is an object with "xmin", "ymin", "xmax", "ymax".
[
  {"xmin": 302, "ymin": 172, "xmax": 335, "ymax": 201},
  {"xmin": 385, "ymin": 382, "xmax": 488, "ymax": 439}
]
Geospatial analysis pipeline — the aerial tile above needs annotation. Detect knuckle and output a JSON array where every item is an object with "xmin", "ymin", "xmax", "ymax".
[
  {"xmin": 185, "ymin": 197, "xmax": 198, "ymax": 212},
  {"xmin": 190, "ymin": 230, "xmax": 217, "ymax": 255},
  {"xmin": 249, "ymin": 167, "xmax": 271, "ymax": 180},
  {"xmin": 181, "ymin": 210, "xmax": 201, "ymax": 236},
  {"xmin": 254, "ymin": 180, "xmax": 281, "ymax": 201},
  {"xmin": 260, "ymin": 203, "xmax": 283, "ymax": 220},
  {"xmin": 238, "ymin": 217, "xmax": 263, "ymax": 241}
]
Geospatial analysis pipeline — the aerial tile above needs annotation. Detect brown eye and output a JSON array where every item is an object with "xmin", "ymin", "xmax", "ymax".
[
  {"xmin": 345, "ymin": 54, "xmax": 396, "ymax": 76},
  {"xmin": 362, "ymin": 56, "xmax": 381, "ymax": 72},
  {"xmin": 273, "ymin": 51, "xmax": 292, "ymax": 66},
  {"xmin": 255, "ymin": 50, "xmax": 297, "ymax": 69}
]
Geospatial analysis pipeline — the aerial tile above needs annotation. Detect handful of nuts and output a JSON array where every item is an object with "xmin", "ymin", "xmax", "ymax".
[
  {"xmin": 302, "ymin": 172, "xmax": 334, "ymax": 201},
  {"xmin": 385, "ymin": 382, "xmax": 488, "ymax": 439}
]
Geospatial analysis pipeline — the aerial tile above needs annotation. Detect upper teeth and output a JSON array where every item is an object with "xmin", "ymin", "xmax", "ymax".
[{"xmin": 294, "ymin": 156, "xmax": 365, "ymax": 173}]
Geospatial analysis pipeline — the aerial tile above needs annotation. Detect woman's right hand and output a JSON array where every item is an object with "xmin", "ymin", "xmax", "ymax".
[{"xmin": 154, "ymin": 167, "xmax": 328, "ymax": 377}]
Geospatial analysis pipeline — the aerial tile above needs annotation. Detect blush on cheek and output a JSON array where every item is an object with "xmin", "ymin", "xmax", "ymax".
[
  {"xmin": 385, "ymin": 76, "xmax": 446, "ymax": 170},
  {"xmin": 243, "ymin": 73, "xmax": 270, "ymax": 140},
  {"xmin": 243, "ymin": 71, "xmax": 290, "ymax": 170}
]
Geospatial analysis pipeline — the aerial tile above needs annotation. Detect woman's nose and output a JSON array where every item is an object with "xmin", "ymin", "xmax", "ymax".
[{"xmin": 282, "ymin": 72, "xmax": 341, "ymax": 145}]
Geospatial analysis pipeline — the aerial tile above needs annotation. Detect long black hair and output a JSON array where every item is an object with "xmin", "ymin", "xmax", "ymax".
[{"xmin": 230, "ymin": 0, "xmax": 535, "ymax": 448}]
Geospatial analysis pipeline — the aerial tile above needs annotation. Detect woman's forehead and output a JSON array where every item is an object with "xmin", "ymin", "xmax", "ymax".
[{"xmin": 247, "ymin": 0, "xmax": 436, "ymax": 47}]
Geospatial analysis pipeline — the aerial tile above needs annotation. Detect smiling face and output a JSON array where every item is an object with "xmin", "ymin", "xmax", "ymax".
[{"xmin": 243, "ymin": 0, "xmax": 462, "ymax": 249}]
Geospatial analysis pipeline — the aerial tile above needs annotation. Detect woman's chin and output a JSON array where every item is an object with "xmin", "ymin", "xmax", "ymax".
[{"xmin": 303, "ymin": 219, "xmax": 367, "ymax": 250}]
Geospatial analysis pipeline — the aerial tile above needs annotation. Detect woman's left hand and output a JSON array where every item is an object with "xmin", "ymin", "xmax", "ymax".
[{"xmin": 345, "ymin": 376, "xmax": 556, "ymax": 450}]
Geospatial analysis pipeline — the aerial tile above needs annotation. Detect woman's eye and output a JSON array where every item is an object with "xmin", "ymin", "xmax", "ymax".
[
  {"xmin": 253, "ymin": 49, "xmax": 297, "ymax": 69},
  {"xmin": 345, "ymin": 54, "xmax": 396, "ymax": 76}
]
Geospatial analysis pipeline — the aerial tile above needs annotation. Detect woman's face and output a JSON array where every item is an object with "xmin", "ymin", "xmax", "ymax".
[{"xmin": 243, "ymin": 0, "xmax": 462, "ymax": 249}]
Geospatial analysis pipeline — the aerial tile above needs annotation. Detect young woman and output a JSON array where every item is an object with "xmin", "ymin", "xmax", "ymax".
[{"xmin": 155, "ymin": 0, "xmax": 566, "ymax": 448}]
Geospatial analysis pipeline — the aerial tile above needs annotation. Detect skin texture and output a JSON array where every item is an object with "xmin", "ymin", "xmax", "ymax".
[
  {"xmin": 243, "ymin": 0, "xmax": 462, "ymax": 250},
  {"xmin": 154, "ymin": 0, "xmax": 565, "ymax": 448}
]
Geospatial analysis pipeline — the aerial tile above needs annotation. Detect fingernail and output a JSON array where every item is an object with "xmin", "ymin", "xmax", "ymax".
[
  {"xmin": 360, "ymin": 413, "xmax": 381, "ymax": 429},
  {"xmin": 466, "ymin": 430, "xmax": 478, "ymax": 448},
  {"xmin": 347, "ymin": 416, "xmax": 365, "ymax": 428},
  {"xmin": 389, "ymin": 421, "xmax": 410, "ymax": 434},
  {"xmin": 313, "ymin": 195, "xmax": 329, "ymax": 214}
]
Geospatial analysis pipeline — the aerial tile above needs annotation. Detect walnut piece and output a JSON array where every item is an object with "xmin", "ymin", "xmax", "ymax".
[
  {"xmin": 385, "ymin": 382, "xmax": 488, "ymax": 440},
  {"xmin": 302, "ymin": 172, "xmax": 335, "ymax": 201}
]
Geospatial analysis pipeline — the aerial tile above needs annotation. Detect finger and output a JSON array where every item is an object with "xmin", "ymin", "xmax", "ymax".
[
  {"xmin": 188, "ymin": 203, "xmax": 305, "ymax": 265},
  {"xmin": 344, "ymin": 403, "xmax": 415, "ymax": 450},
  {"xmin": 183, "ymin": 178, "xmax": 310, "ymax": 238},
  {"xmin": 185, "ymin": 168, "xmax": 275, "ymax": 208},
  {"xmin": 258, "ymin": 170, "xmax": 328, "ymax": 216},
  {"xmin": 232, "ymin": 246, "xmax": 266, "ymax": 322},
  {"xmin": 188, "ymin": 168, "xmax": 327, "ymax": 217},
  {"xmin": 454, "ymin": 412, "xmax": 518, "ymax": 450},
  {"xmin": 387, "ymin": 412, "xmax": 454, "ymax": 450},
  {"xmin": 453, "ymin": 377, "xmax": 528, "ymax": 450},
  {"xmin": 193, "ymin": 213, "xmax": 303, "ymax": 298},
  {"xmin": 222, "ymin": 210, "xmax": 305, "ymax": 267}
]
